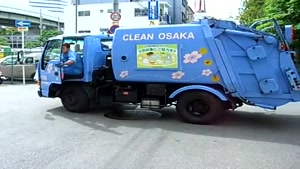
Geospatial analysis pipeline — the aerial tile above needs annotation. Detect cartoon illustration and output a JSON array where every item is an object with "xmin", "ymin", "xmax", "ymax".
[{"xmin": 137, "ymin": 44, "xmax": 178, "ymax": 69}]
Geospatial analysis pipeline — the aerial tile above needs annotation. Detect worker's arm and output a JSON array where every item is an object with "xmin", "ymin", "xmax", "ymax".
[{"xmin": 64, "ymin": 52, "xmax": 76, "ymax": 65}]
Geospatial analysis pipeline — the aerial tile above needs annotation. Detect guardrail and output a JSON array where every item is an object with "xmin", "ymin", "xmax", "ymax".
[{"xmin": 0, "ymin": 5, "xmax": 64, "ymax": 22}]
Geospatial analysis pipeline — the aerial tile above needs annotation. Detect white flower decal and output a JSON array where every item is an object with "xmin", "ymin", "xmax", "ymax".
[
  {"xmin": 172, "ymin": 71, "xmax": 185, "ymax": 79},
  {"xmin": 119, "ymin": 71, "xmax": 129, "ymax": 78},
  {"xmin": 202, "ymin": 69, "xmax": 212, "ymax": 76},
  {"xmin": 183, "ymin": 51, "xmax": 203, "ymax": 64}
]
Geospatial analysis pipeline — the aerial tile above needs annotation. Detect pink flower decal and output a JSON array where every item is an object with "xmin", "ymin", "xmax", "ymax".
[
  {"xmin": 120, "ymin": 71, "xmax": 129, "ymax": 78},
  {"xmin": 183, "ymin": 51, "xmax": 203, "ymax": 64},
  {"xmin": 202, "ymin": 69, "xmax": 212, "ymax": 76},
  {"xmin": 172, "ymin": 71, "xmax": 185, "ymax": 79}
]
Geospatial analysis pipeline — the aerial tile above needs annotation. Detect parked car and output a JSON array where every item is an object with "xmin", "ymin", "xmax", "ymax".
[{"xmin": 0, "ymin": 52, "xmax": 41, "ymax": 80}]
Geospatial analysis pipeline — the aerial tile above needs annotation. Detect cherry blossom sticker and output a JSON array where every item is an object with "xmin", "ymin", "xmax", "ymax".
[
  {"xmin": 202, "ymin": 69, "xmax": 212, "ymax": 76},
  {"xmin": 119, "ymin": 70, "xmax": 129, "ymax": 78},
  {"xmin": 183, "ymin": 51, "xmax": 203, "ymax": 64},
  {"xmin": 172, "ymin": 71, "xmax": 185, "ymax": 79}
]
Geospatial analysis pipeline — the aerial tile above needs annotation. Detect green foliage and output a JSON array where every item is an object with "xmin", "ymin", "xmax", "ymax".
[
  {"xmin": 238, "ymin": 0, "xmax": 266, "ymax": 25},
  {"xmin": 239, "ymin": 0, "xmax": 300, "ymax": 49},
  {"xmin": 25, "ymin": 41, "xmax": 40, "ymax": 49},
  {"xmin": 239, "ymin": 0, "xmax": 300, "ymax": 26},
  {"xmin": 0, "ymin": 37, "xmax": 9, "ymax": 46},
  {"xmin": 0, "ymin": 28, "xmax": 20, "ymax": 36},
  {"xmin": 38, "ymin": 30, "xmax": 61, "ymax": 45}
]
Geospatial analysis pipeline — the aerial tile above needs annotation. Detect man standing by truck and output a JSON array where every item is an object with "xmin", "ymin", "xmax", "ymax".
[{"xmin": 61, "ymin": 43, "xmax": 83, "ymax": 78}]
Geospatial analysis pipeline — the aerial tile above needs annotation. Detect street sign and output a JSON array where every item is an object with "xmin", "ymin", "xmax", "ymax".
[
  {"xmin": 148, "ymin": 0, "xmax": 159, "ymax": 20},
  {"xmin": 17, "ymin": 27, "xmax": 29, "ymax": 32},
  {"xmin": 15, "ymin": 20, "xmax": 31, "ymax": 28},
  {"xmin": 110, "ymin": 25, "xmax": 119, "ymax": 34},
  {"xmin": 110, "ymin": 12, "xmax": 121, "ymax": 21}
]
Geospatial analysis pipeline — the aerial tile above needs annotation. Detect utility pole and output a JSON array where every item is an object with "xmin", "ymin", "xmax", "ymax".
[
  {"xmin": 113, "ymin": 0, "xmax": 119, "ymax": 13},
  {"xmin": 75, "ymin": 0, "xmax": 78, "ymax": 33},
  {"xmin": 58, "ymin": 17, "xmax": 60, "ymax": 31},
  {"xmin": 39, "ymin": 9, "xmax": 43, "ymax": 35}
]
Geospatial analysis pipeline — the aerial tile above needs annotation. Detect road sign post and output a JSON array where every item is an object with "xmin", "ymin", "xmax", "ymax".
[
  {"xmin": 15, "ymin": 20, "xmax": 31, "ymax": 58},
  {"xmin": 110, "ymin": 12, "xmax": 121, "ymax": 22},
  {"xmin": 110, "ymin": 25, "xmax": 120, "ymax": 34},
  {"xmin": 148, "ymin": 0, "xmax": 159, "ymax": 20},
  {"xmin": 110, "ymin": 12, "xmax": 121, "ymax": 33},
  {"xmin": 15, "ymin": 20, "xmax": 31, "ymax": 85}
]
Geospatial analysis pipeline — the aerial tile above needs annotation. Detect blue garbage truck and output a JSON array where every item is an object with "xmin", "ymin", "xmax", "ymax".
[{"xmin": 35, "ymin": 19, "xmax": 300, "ymax": 124}]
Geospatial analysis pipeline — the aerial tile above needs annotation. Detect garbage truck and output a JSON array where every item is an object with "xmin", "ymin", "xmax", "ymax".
[{"xmin": 35, "ymin": 19, "xmax": 300, "ymax": 125}]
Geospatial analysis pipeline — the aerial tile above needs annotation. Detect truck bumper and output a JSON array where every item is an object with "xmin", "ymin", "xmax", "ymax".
[{"xmin": 37, "ymin": 90, "xmax": 42, "ymax": 97}]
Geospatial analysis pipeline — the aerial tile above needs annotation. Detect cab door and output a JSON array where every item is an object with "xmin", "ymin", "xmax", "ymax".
[{"xmin": 39, "ymin": 39, "xmax": 62, "ymax": 97}]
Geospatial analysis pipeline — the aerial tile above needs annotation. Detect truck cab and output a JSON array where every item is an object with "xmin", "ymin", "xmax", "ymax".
[{"xmin": 37, "ymin": 33, "xmax": 113, "ymax": 103}]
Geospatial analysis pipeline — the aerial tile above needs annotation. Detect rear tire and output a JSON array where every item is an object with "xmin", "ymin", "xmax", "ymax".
[
  {"xmin": 176, "ymin": 91, "xmax": 224, "ymax": 125},
  {"xmin": 60, "ymin": 84, "xmax": 90, "ymax": 113}
]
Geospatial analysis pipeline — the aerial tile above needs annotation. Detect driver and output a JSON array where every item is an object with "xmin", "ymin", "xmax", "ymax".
[{"xmin": 61, "ymin": 43, "xmax": 83, "ymax": 77}]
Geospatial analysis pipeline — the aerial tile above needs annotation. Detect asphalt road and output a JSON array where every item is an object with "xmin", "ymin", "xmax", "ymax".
[{"xmin": 0, "ymin": 84, "xmax": 299, "ymax": 169}]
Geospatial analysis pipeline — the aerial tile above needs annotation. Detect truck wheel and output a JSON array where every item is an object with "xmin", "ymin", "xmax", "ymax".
[
  {"xmin": 60, "ymin": 85, "xmax": 90, "ymax": 113},
  {"xmin": 176, "ymin": 91, "xmax": 224, "ymax": 125}
]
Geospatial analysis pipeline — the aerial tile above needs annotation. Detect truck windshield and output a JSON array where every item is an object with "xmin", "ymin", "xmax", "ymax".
[
  {"xmin": 63, "ymin": 38, "xmax": 84, "ymax": 53},
  {"xmin": 101, "ymin": 39, "xmax": 112, "ymax": 51}
]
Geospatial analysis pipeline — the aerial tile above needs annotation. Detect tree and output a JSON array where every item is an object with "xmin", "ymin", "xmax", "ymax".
[
  {"xmin": 38, "ymin": 30, "xmax": 61, "ymax": 45},
  {"xmin": 0, "ymin": 27, "xmax": 20, "ymax": 36},
  {"xmin": 239, "ymin": 0, "xmax": 300, "ymax": 27},
  {"xmin": 238, "ymin": 0, "xmax": 266, "ymax": 25},
  {"xmin": 25, "ymin": 41, "xmax": 40, "ymax": 49},
  {"xmin": 239, "ymin": 0, "xmax": 300, "ymax": 49},
  {"xmin": 0, "ymin": 37, "xmax": 9, "ymax": 46}
]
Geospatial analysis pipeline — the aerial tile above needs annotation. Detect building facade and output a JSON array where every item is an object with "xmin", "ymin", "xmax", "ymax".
[
  {"xmin": 73, "ymin": 0, "xmax": 189, "ymax": 24},
  {"xmin": 65, "ymin": 0, "xmax": 190, "ymax": 34}
]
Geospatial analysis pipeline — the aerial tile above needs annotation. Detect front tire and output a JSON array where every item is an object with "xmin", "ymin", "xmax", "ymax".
[
  {"xmin": 60, "ymin": 85, "xmax": 90, "ymax": 113},
  {"xmin": 176, "ymin": 91, "xmax": 224, "ymax": 125}
]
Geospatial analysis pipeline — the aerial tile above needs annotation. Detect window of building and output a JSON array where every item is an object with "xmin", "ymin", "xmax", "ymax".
[
  {"xmin": 78, "ymin": 30, "xmax": 91, "ymax": 33},
  {"xmin": 78, "ymin": 11, "xmax": 90, "ymax": 16},
  {"xmin": 107, "ymin": 9, "xmax": 121, "ymax": 13},
  {"xmin": 134, "ymin": 8, "xmax": 147, "ymax": 17},
  {"xmin": 100, "ymin": 9, "xmax": 104, "ymax": 13}
]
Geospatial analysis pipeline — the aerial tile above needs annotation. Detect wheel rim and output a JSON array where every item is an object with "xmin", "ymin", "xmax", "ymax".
[
  {"xmin": 187, "ymin": 100, "xmax": 209, "ymax": 117},
  {"xmin": 64, "ymin": 90, "xmax": 78, "ymax": 105}
]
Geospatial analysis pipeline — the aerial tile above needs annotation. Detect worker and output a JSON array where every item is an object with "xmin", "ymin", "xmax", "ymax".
[{"xmin": 60, "ymin": 43, "xmax": 83, "ymax": 78}]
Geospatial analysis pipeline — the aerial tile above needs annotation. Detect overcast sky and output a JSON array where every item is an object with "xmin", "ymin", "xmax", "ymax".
[{"xmin": 1, "ymin": 0, "xmax": 242, "ymax": 19}]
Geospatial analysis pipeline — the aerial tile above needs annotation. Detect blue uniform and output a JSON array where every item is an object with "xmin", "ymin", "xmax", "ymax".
[{"xmin": 61, "ymin": 50, "xmax": 83, "ymax": 75}]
